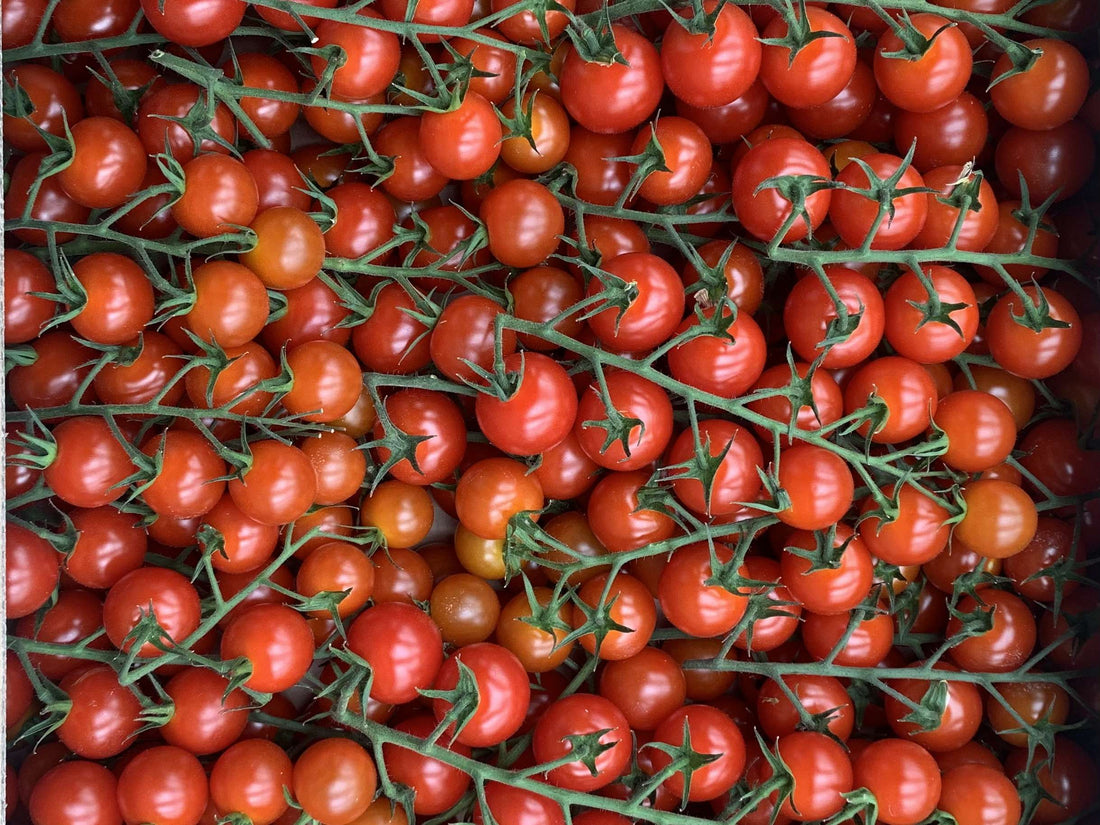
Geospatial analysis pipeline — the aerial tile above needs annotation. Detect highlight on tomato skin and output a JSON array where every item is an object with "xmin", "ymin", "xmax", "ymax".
[{"xmin": 3, "ymin": 2, "xmax": 1099, "ymax": 825}]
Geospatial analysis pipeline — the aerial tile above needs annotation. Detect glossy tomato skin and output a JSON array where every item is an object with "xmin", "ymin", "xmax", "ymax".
[
  {"xmin": 575, "ymin": 371, "xmax": 673, "ymax": 471},
  {"xmin": 758, "ymin": 731, "xmax": 853, "ymax": 821},
  {"xmin": 431, "ymin": 643, "xmax": 530, "ymax": 747},
  {"xmin": 844, "ymin": 356, "xmax": 939, "ymax": 444},
  {"xmin": 832, "ymin": 153, "xmax": 928, "ymax": 250},
  {"xmin": 874, "ymin": 13, "xmax": 972, "ymax": 113},
  {"xmin": 947, "ymin": 590, "xmax": 1037, "ymax": 673},
  {"xmin": 990, "ymin": 39, "xmax": 1088, "ymax": 131},
  {"xmin": 759, "ymin": 8, "xmax": 855, "ymax": 108},
  {"xmin": 29, "ymin": 761, "xmax": 121, "ymax": 825},
  {"xmin": 883, "ymin": 265, "xmax": 978, "ymax": 363},
  {"xmin": 572, "ymin": 572, "xmax": 657, "ymax": 661},
  {"xmin": 209, "ymin": 739, "xmax": 292, "ymax": 825},
  {"xmin": 779, "ymin": 525, "xmax": 873, "ymax": 615},
  {"xmin": 312, "ymin": 8, "xmax": 400, "ymax": 100},
  {"xmin": 559, "ymin": 25, "xmax": 663, "ymax": 134},
  {"xmin": 661, "ymin": 1, "xmax": 761, "ymax": 108},
  {"xmin": 853, "ymin": 739, "xmax": 942, "ymax": 825},
  {"xmin": 533, "ymin": 694, "xmax": 632, "ymax": 792},
  {"xmin": 139, "ymin": 0, "xmax": 244, "ymax": 45},
  {"xmin": 220, "ymin": 603, "xmax": 313, "ymax": 693},
  {"xmin": 140, "ymin": 430, "xmax": 227, "ymax": 519},
  {"xmin": 732, "ymin": 138, "xmax": 832, "ymax": 243},
  {"xmin": 116, "ymin": 745, "xmax": 209, "ymax": 825},
  {"xmin": 894, "ymin": 92, "xmax": 989, "ymax": 173},
  {"xmin": 587, "ymin": 252, "xmax": 686, "ymax": 353},
  {"xmin": 481, "ymin": 179, "xmax": 564, "ymax": 268},
  {"xmin": 647, "ymin": 704, "xmax": 746, "ymax": 802},
  {"xmin": 883, "ymin": 663, "xmax": 982, "ymax": 752},
  {"xmin": 994, "ymin": 120, "xmax": 1095, "ymax": 205},
  {"xmin": 383, "ymin": 715, "xmax": 472, "ymax": 816},
  {"xmin": 939, "ymin": 764, "xmax": 1022, "ymax": 825},
  {"xmin": 374, "ymin": 388, "xmax": 467, "ymax": 485},
  {"xmin": 986, "ymin": 286, "xmax": 1081, "ymax": 380},
  {"xmin": 475, "ymin": 352, "xmax": 578, "ymax": 456},
  {"xmin": 658, "ymin": 543, "xmax": 748, "ymax": 638},
  {"xmin": 585, "ymin": 470, "xmax": 676, "ymax": 553},
  {"xmin": 598, "ymin": 647, "xmax": 687, "ymax": 731},
  {"xmin": 775, "ymin": 444, "xmax": 854, "ymax": 531},
  {"xmin": 346, "ymin": 602, "xmax": 444, "ymax": 704},
  {"xmin": 419, "ymin": 92, "xmax": 502, "ymax": 180},
  {"xmin": 293, "ymin": 739, "xmax": 378, "ymax": 825},
  {"xmin": 668, "ymin": 307, "xmax": 767, "ymax": 398},
  {"xmin": 103, "ymin": 567, "xmax": 202, "ymax": 656},
  {"xmin": 57, "ymin": 117, "xmax": 147, "ymax": 209},
  {"xmin": 57, "ymin": 664, "xmax": 142, "ymax": 759},
  {"xmin": 667, "ymin": 420, "xmax": 764, "ymax": 516},
  {"xmin": 5, "ymin": 522, "xmax": 60, "ymax": 619},
  {"xmin": 756, "ymin": 674, "xmax": 855, "ymax": 741},
  {"xmin": 160, "ymin": 668, "xmax": 250, "ymax": 755},
  {"xmin": 783, "ymin": 267, "xmax": 884, "ymax": 368},
  {"xmin": 912, "ymin": 166, "xmax": 999, "ymax": 253}
]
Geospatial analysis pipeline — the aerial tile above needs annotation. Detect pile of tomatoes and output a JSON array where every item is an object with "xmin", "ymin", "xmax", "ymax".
[{"xmin": 4, "ymin": 0, "xmax": 1100, "ymax": 824}]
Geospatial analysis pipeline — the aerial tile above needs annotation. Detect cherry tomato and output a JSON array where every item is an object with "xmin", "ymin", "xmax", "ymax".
[
  {"xmin": 293, "ymin": 738, "xmax": 378, "ymax": 825},
  {"xmin": 533, "ymin": 693, "xmax": 632, "ymax": 791}
]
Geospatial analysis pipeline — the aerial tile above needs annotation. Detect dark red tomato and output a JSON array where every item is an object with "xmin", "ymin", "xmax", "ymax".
[
  {"xmin": 747, "ymin": 362, "xmax": 843, "ymax": 445},
  {"xmin": 57, "ymin": 117, "xmax": 146, "ymax": 209},
  {"xmin": 346, "ymin": 602, "xmax": 443, "ymax": 704},
  {"xmin": 986, "ymin": 286, "xmax": 1081, "ymax": 379},
  {"xmin": 585, "ymin": 470, "xmax": 676, "ymax": 553},
  {"xmin": 324, "ymin": 182, "xmax": 396, "ymax": 262},
  {"xmin": 311, "ymin": 8, "xmax": 399, "ymax": 100},
  {"xmin": 29, "ymin": 761, "xmax": 121, "ymax": 825},
  {"xmin": 883, "ymin": 265, "xmax": 978, "ymax": 363},
  {"xmin": 802, "ymin": 608, "xmax": 893, "ymax": 667},
  {"xmin": 874, "ymin": 13, "xmax": 972, "ymax": 113},
  {"xmin": 382, "ymin": 715, "xmax": 471, "ymax": 816},
  {"xmin": 220, "ymin": 603, "xmax": 313, "ymax": 693},
  {"xmin": 431, "ymin": 642, "xmax": 529, "ymax": 747},
  {"xmin": 974, "ymin": 201, "xmax": 1059, "ymax": 287},
  {"xmin": 140, "ymin": 430, "xmax": 226, "ymax": 519},
  {"xmin": 759, "ymin": 7, "xmax": 856, "ymax": 108},
  {"xmin": 894, "ymin": 92, "xmax": 989, "ymax": 173},
  {"xmin": 6, "ymin": 521, "xmax": 60, "ymax": 620},
  {"xmin": 831, "ymin": 153, "xmax": 928, "ymax": 250},
  {"xmin": 571, "ymin": 572, "xmax": 657, "ymax": 661},
  {"xmin": 139, "ymin": 0, "xmax": 243, "ymax": 45},
  {"xmin": 5, "ymin": 152, "xmax": 91, "ymax": 245},
  {"xmin": 372, "ymin": 116, "xmax": 449, "ymax": 202},
  {"xmin": 242, "ymin": 149, "xmax": 312, "ymax": 212},
  {"xmin": 587, "ymin": 252, "xmax": 686, "ymax": 353},
  {"xmin": 732, "ymin": 138, "xmax": 832, "ymax": 244},
  {"xmin": 786, "ymin": 59, "xmax": 876, "ymax": 140},
  {"xmin": 262, "ymin": 276, "xmax": 351, "ymax": 352},
  {"xmin": 531, "ymin": 429, "xmax": 601, "ymax": 500},
  {"xmin": 646, "ymin": 704, "xmax": 746, "ymax": 802},
  {"xmin": 667, "ymin": 420, "xmax": 763, "ymax": 516},
  {"xmin": 853, "ymin": 739, "xmax": 942, "ymax": 825},
  {"xmin": 779, "ymin": 525, "xmax": 872, "ymax": 615},
  {"xmin": 995, "ymin": 120, "xmax": 1095, "ymax": 204},
  {"xmin": 1004, "ymin": 517, "xmax": 1081, "ymax": 602},
  {"xmin": 45, "ymin": 417, "xmax": 134, "ymax": 509},
  {"xmin": 987, "ymin": 680, "xmax": 1070, "ymax": 749},
  {"xmin": 454, "ymin": 457, "xmax": 544, "ymax": 540},
  {"xmin": 575, "ymin": 371, "xmax": 674, "ymax": 471},
  {"xmin": 2, "ymin": 0, "xmax": 48, "ymax": 48},
  {"xmin": 474, "ymin": 782, "xmax": 564, "ymax": 825},
  {"xmin": 564, "ymin": 127, "xmax": 634, "ymax": 206},
  {"xmin": 209, "ymin": 739, "xmax": 292, "ymax": 825},
  {"xmin": 939, "ymin": 764, "xmax": 1021, "ymax": 825},
  {"xmin": 222, "ymin": 52, "xmax": 300, "ymax": 139},
  {"xmin": 429, "ymin": 294, "xmax": 517, "ymax": 384},
  {"xmin": 668, "ymin": 306, "xmax": 767, "ymax": 398},
  {"xmin": 658, "ymin": 543, "xmax": 749, "ymax": 638},
  {"xmin": 103, "ymin": 566, "xmax": 201, "ymax": 656},
  {"xmin": 844, "ymin": 356, "xmax": 939, "ymax": 444},
  {"xmin": 934, "ymin": 390, "xmax": 1017, "ymax": 473},
  {"xmin": 598, "ymin": 647, "xmax": 687, "ymax": 731},
  {"xmin": 136, "ymin": 83, "xmax": 234, "ymax": 161},
  {"xmin": 160, "ymin": 668, "xmax": 250, "ymax": 756},
  {"xmin": 3, "ymin": 64, "xmax": 83, "ymax": 152},
  {"xmin": 533, "ymin": 693, "xmax": 632, "ymax": 791},
  {"xmin": 947, "ymin": 590, "xmax": 1037, "ymax": 673},
  {"xmin": 292, "ymin": 739, "xmax": 377, "ymax": 825},
  {"xmin": 4, "ymin": 249, "xmax": 54, "ymax": 344},
  {"xmin": 8, "ymin": 331, "xmax": 96, "ymax": 409},
  {"xmin": 84, "ymin": 58, "xmax": 163, "ymax": 122},
  {"xmin": 419, "ymin": 91, "xmax": 501, "ymax": 180},
  {"xmin": 756, "ymin": 674, "xmax": 854, "ymax": 741},
  {"xmin": 991, "ymin": 39, "xmax": 1088, "ymax": 131},
  {"xmin": 172, "ymin": 154, "xmax": 258, "ymax": 238},
  {"xmin": 184, "ymin": 342, "xmax": 277, "ymax": 420},
  {"xmin": 676, "ymin": 80, "xmax": 770, "ymax": 144},
  {"xmin": 14, "ymin": 589, "xmax": 109, "ymax": 679},
  {"xmin": 65, "ymin": 507, "xmax": 146, "ymax": 590},
  {"xmin": 379, "ymin": 0, "xmax": 473, "ymax": 40},
  {"xmin": 475, "ymin": 352, "xmax": 577, "ymax": 457},
  {"xmin": 481, "ymin": 179, "xmax": 564, "ymax": 268},
  {"xmin": 228, "ymin": 440, "xmax": 316, "ymax": 526},
  {"xmin": 883, "ymin": 663, "xmax": 982, "ymax": 752},
  {"xmin": 913, "ymin": 165, "xmax": 999, "ymax": 252},
  {"xmin": 783, "ymin": 267, "xmax": 884, "ymax": 368},
  {"xmin": 774, "ymin": 444, "xmax": 854, "ymax": 531},
  {"xmin": 1004, "ymin": 737, "xmax": 1096, "ymax": 825},
  {"xmin": 661, "ymin": 0, "xmax": 760, "ymax": 108},
  {"xmin": 93, "ymin": 332, "xmax": 184, "ymax": 406},
  {"xmin": 561, "ymin": 25, "xmax": 664, "ymax": 132},
  {"xmin": 254, "ymin": 0, "xmax": 337, "ymax": 29},
  {"xmin": 754, "ymin": 731, "xmax": 853, "ymax": 821},
  {"xmin": 6, "ymin": 652, "xmax": 34, "ymax": 732},
  {"xmin": 374, "ymin": 388, "xmax": 467, "ymax": 485}
]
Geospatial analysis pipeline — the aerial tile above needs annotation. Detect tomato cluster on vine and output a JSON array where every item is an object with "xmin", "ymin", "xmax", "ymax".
[{"xmin": 3, "ymin": 1, "xmax": 1100, "ymax": 825}]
